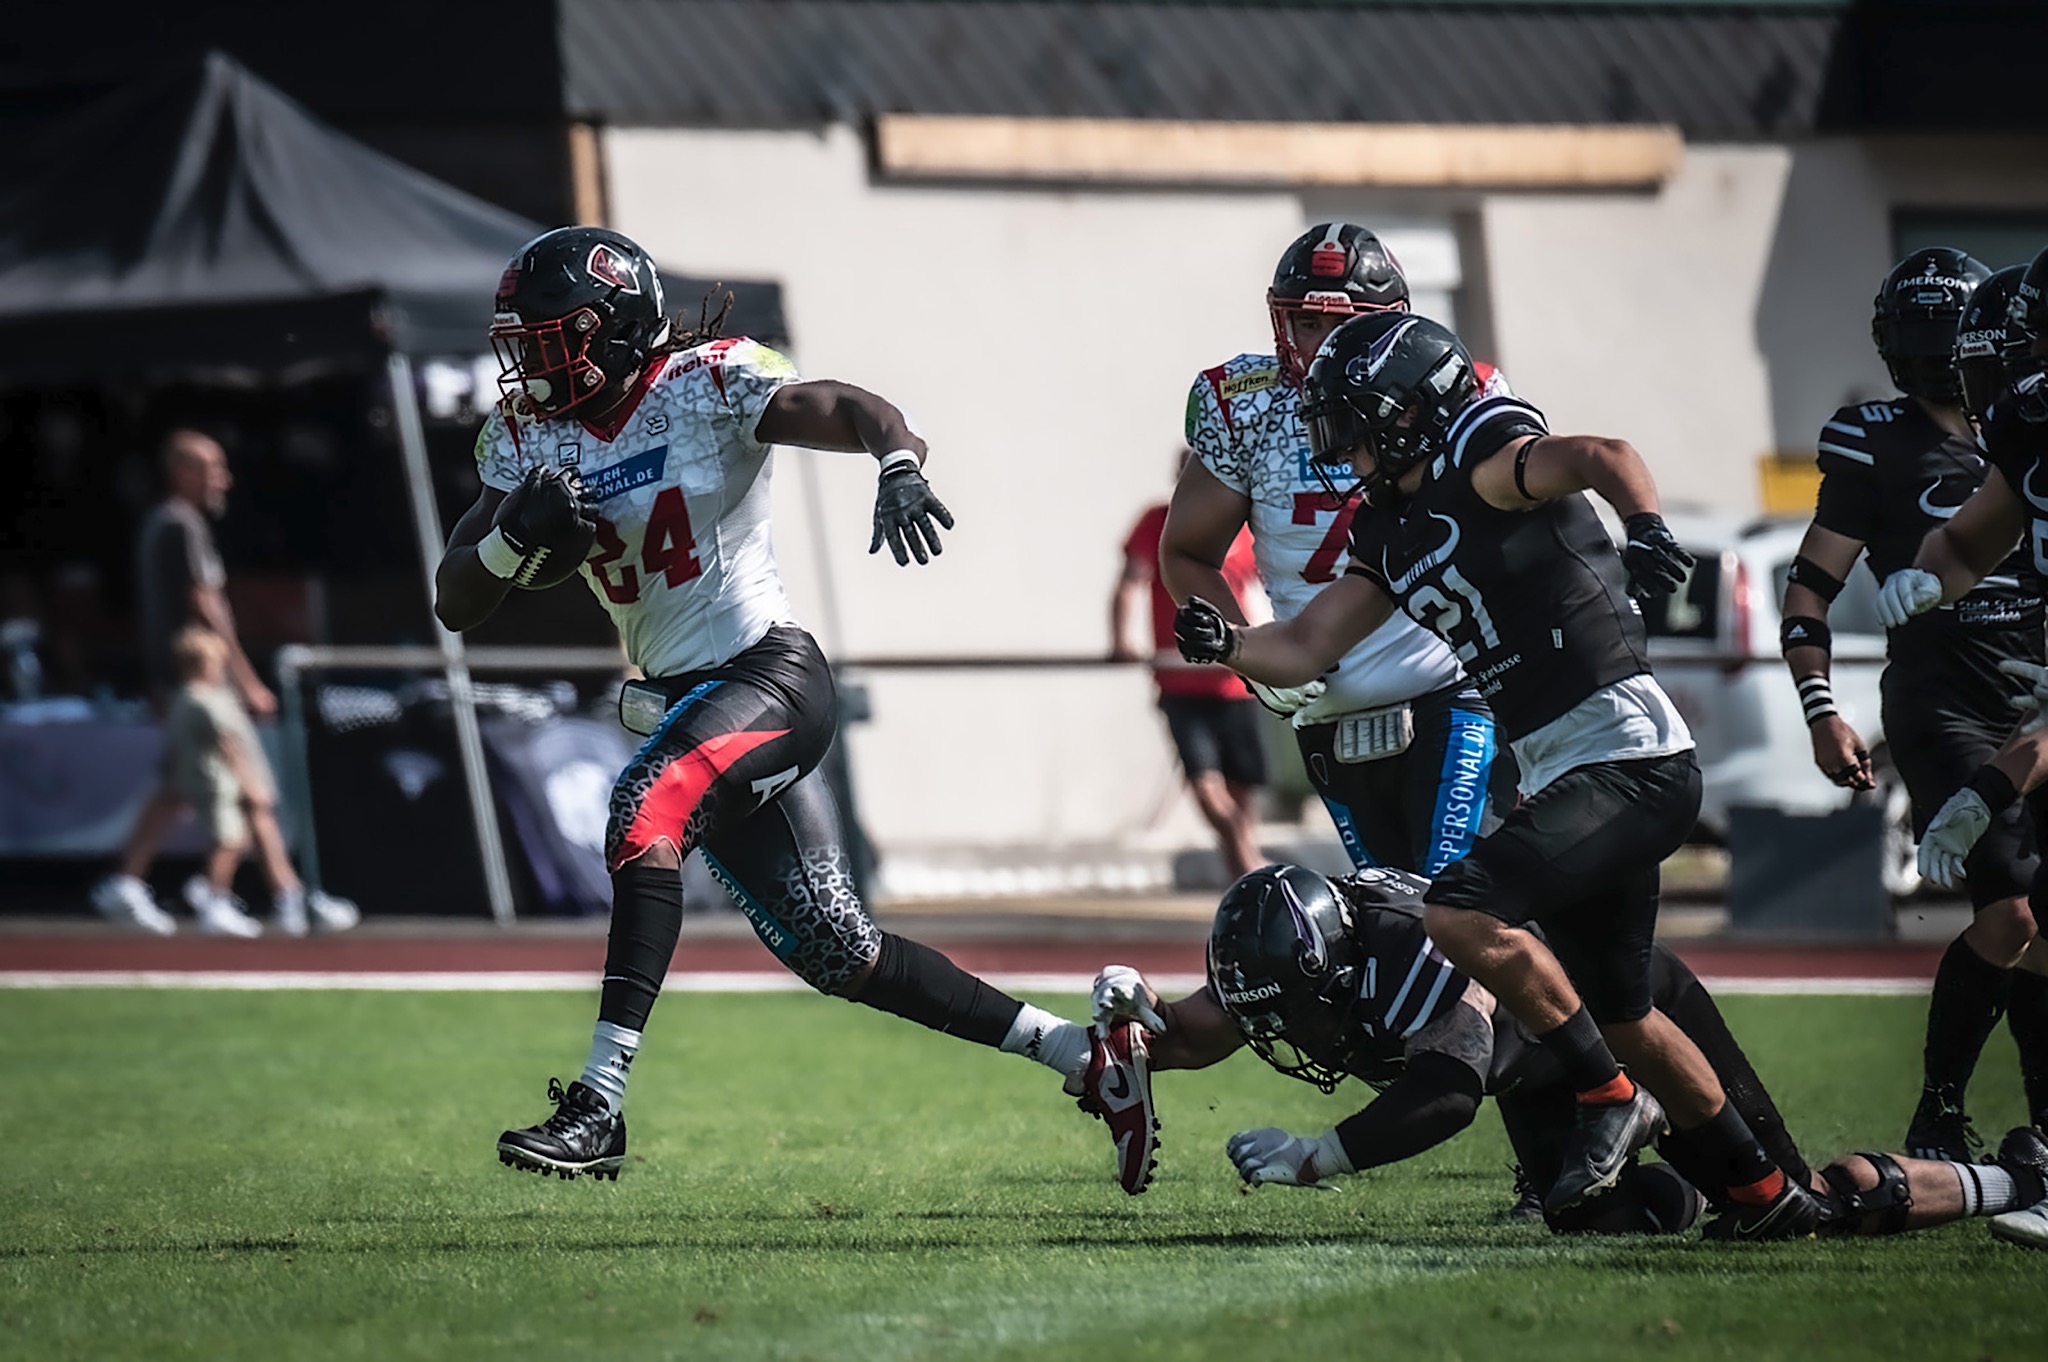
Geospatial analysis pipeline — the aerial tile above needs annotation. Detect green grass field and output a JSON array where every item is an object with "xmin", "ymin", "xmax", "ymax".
[{"xmin": 2, "ymin": 988, "xmax": 2040, "ymax": 1361}]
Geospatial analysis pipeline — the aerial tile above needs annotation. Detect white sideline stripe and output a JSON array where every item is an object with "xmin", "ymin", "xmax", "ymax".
[{"xmin": 0, "ymin": 970, "xmax": 1926, "ymax": 996}]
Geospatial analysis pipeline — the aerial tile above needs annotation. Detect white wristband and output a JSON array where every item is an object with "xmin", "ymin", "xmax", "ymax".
[
  {"xmin": 475, "ymin": 526, "xmax": 527, "ymax": 580},
  {"xmin": 877, "ymin": 448, "xmax": 921, "ymax": 478}
]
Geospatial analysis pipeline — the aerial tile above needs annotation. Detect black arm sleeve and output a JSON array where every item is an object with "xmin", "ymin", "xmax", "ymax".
[
  {"xmin": 1810, "ymin": 464, "xmax": 1880, "ymax": 543},
  {"xmin": 1333, "ymin": 1050, "xmax": 1484, "ymax": 1171}
]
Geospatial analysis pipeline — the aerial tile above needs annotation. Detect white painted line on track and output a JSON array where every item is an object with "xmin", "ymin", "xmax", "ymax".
[{"xmin": 0, "ymin": 970, "xmax": 1927, "ymax": 995}]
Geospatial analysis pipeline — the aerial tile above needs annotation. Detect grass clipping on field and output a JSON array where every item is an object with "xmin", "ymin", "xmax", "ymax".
[{"xmin": 0, "ymin": 989, "xmax": 2037, "ymax": 1362}]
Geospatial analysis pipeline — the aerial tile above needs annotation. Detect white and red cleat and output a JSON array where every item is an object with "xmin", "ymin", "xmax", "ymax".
[{"xmin": 1077, "ymin": 1020, "xmax": 1159, "ymax": 1195}]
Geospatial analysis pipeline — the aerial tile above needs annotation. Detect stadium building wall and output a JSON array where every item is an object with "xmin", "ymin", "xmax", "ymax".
[{"xmin": 603, "ymin": 123, "xmax": 2048, "ymax": 864}]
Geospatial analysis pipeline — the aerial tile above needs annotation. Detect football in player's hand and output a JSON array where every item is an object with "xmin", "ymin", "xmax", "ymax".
[{"xmin": 495, "ymin": 465, "xmax": 599, "ymax": 591}]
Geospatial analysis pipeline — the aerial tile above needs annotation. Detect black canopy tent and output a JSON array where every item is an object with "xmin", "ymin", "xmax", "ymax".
[{"xmin": 0, "ymin": 51, "xmax": 787, "ymax": 921}]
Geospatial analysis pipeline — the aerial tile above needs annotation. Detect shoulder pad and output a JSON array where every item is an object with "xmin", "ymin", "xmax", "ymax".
[
  {"xmin": 1333, "ymin": 866, "xmax": 1430, "ymax": 914},
  {"xmin": 1817, "ymin": 404, "xmax": 1884, "ymax": 467}
]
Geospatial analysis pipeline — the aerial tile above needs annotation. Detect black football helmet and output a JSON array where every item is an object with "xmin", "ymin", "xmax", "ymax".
[
  {"xmin": 1207, "ymin": 865, "xmax": 1365, "ymax": 1093},
  {"xmin": 491, "ymin": 226, "xmax": 670, "ymax": 419},
  {"xmin": 1872, "ymin": 247, "xmax": 1989, "ymax": 408},
  {"xmin": 1269, "ymin": 223, "xmax": 1410, "ymax": 387},
  {"xmin": 1300, "ymin": 313, "xmax": 1479, "ymax": 500},
  {"xmin": 1955, "ymin": 265, "xmax": 2027, "ymax": 422},
  {"xmin": 2004, "ymin": 244, "xmax": 2048, "ymax": 395}
]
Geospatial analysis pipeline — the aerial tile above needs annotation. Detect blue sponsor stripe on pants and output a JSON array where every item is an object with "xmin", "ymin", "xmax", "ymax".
[
  {"xmin": 1320, "ymin": 795, "xmax": 1376, "ymax": 870},
  {"xmin": 1425, "ymin": 708, "xmax": 1496, "ymax": 875}
]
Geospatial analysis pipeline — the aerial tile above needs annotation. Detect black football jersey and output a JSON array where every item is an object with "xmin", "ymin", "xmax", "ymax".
[
  {"xmin": 1345, "ymin": 396, "xmax": 1652, "ymax": 741},
  {"xmin": 1324, "ymin": 868, "xmax": 1472, "ymax": 1086},
  {"xmin": 1813, "ymin": 396, "xmax": 2041, "ymax": 709}
]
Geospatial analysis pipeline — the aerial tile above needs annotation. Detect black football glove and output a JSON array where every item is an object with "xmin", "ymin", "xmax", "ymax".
[
  {"xmin": 500, "ymin": 464, "xmax": 598, "ymax": 555},
  {"xmin": 1174, "ymin": 596, "xmax": 1240, "ymax": 664},
  {"xmin": 1621, "ymin": 512, "xmax": 1693, "ymax": 601},
  {"xmin": 870, "ymin": 463, "xmax": 955, "ymax": 566}
]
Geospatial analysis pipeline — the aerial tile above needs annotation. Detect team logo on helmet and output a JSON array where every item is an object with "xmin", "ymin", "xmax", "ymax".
[{"xmin": 586, "ymin": 243, "xmax": 642, "ymax": 294}]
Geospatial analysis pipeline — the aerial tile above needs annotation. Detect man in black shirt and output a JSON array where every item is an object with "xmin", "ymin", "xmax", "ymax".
[
  {"xmin": 1780, "ymin": 250, "xmax": 2046, "ymax": 1161},
  {"xmin": 1173, "ymin": 313, "xmax": 1817, "ymax": 1237},
  {"xmin": 1089, "ymin": 865, "xmax": 2048, "ymax": 1242},
  {"xmin": 1882, "ymin": 244, "xmax": 2048, "ymax": 1170}
]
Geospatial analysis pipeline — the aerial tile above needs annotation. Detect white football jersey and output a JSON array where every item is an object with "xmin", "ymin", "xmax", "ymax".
[
  {"xmin": 1185, "ymin": 352, "xmax": 1512, "ymax": 712},
  {"xmin": 475, "ymin": 338, "xmax": 801, "ymax": 676}
]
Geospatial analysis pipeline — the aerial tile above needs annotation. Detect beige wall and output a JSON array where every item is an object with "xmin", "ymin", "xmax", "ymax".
[{"xmin": 603, "ymin": 124, "xmax": 2048, "ymax": 859}]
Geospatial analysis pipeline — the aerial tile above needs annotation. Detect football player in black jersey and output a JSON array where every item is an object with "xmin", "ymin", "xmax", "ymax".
[
  {"xmin": 1173, "ymin": 313, "xmax": 1820, "ymax": 1238},
  {"xmin": 1881, "ymin": 245, "xmax": 2048, "ymax": 1248},
  {"xmin": 1088, "ymin": 865, "xmax": 2048, "ymax": 1240},
  {"xmin": 1779, "ymin": 250, "xmax": 2047, "ymax": 1162}
]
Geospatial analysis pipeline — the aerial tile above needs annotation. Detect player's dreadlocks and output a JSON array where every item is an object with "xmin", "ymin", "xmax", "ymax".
[{"xmin": 654, "ymin": 285, "xmax": 736, "ymax": 356}]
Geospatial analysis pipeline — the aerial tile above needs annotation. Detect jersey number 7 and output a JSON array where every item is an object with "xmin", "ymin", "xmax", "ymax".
[
  {"xmin": 1292, "ymin": 491, "xmax": 1361, "ymax": 584},
  {"xmin": 588, "ymin": 487, "xmax": 702, "ymax": 605}
]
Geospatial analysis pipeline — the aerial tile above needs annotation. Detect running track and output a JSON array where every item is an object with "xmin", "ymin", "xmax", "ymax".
[{"xmin": 0, "ymin": 929, "xmax": 1944, "ymax": 995}]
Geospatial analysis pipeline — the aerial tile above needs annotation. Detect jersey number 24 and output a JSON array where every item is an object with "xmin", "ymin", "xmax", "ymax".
[{"xmin": 588, "ymin": 487, "xmax": 702, "ymax": 605}]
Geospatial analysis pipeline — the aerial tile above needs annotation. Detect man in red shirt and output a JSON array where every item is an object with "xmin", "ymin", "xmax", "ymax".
[{"xmin": 1113, "ymin": 454, "xmax": 1269, "ymax": 880}]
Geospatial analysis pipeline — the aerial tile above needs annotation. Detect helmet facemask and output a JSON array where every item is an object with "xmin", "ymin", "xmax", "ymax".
[
  {"xmin": 491, "ymin": 306, "xmax": 610, "ymax": 420},
  {"xmin": 1269, "ymin": 291, "xmax": 1405, "ymax": 389}
]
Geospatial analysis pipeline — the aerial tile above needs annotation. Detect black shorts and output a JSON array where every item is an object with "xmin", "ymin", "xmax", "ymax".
[
  {"xmin": 1428, "ymin": 749, "xmax": 1702, "ymax": 1023},
  {"xmin": 1295, "ymin": 683, "xmax": 1513, "ymax": 876},
  {"xmin": 1158, "ymin": 694, "xmax": 1268, "ymax": 787},
  {"xmin": 1883, "ymin": 671, "xmax": 2038, "ymax": 909}
]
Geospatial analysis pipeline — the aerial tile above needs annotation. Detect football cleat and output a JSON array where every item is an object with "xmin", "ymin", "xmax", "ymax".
[
  {"xmin": 497, "ymin": 1078, "xmax": 625, "ymax": 1181},
  {"xmin": 1075, "ymin": 1021, "xmax": 1159, "ymax": 1195},
  {"xmin": 1991, "ymin": 1124, "xmax": 2048, "ymax": 1206},
  {"xmin": 1505, "ymin": 1164, "xmax": 1546, "ymax": 1222},
  {"xmin": 1703, "ymin": 1177, "xmax": 1824, "ymax": 1242},
  {"xmin": 1904, "ymin": 1085, "xmax": 1983, "ymax": 1161},
  {"xmin": 90, "ymin": 874, "xmax": 176, "ymax": 936},
  {"xmin": 1989, "ymin": 1197, "xmax": 2048, "ymax": 1250},
  {"xmin": 1545, "ymin": 1084, "xmax": 1665, "ymax": 1215}
]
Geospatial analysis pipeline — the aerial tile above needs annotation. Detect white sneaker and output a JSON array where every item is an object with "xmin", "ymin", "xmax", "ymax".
[
  {"xmin": 306, "ymin": 889, "xmax": 360, "ymax": 933},
  {"xmin": 272, "ymin": 886, "xmax": 310, "ymax": 937},
  {"xmin": 89, "ymin": 874, "xmax": 176, "ymax": 936},
  {"xmin": 184, "ymin": 877, "xmax": 262, "ymax": 938},
  {"xmin": 273, "ymin": 886, "xmax": 360, "ymax": 936},
  {"xmin": 1990, "ymin": 1196, "xmax": 2048, "ymax": 1250}
]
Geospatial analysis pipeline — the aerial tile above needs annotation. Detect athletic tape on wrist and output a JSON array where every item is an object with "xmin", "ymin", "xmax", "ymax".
[
  {"xmin": 1796, "ymin": 673, "xmax": 1838, "ymax": 725},
  {"xmin": 475, "ymin": 526, "xmax": 526, "ymax": 580},
  {"xmin": 877, "ymin": 448, "xmax": 921, "ymax": 478}
]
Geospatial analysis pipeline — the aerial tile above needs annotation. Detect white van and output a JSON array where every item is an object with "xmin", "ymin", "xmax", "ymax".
[{"xmin": 1642, "ymin": 513, "xmax": 1917, "ymax": 896}]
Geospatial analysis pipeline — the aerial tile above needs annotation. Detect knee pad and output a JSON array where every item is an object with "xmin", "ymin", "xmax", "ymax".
[{"xmin": 1818, "ymin": 1152, "xmax": 1913, "ymax": 1236}]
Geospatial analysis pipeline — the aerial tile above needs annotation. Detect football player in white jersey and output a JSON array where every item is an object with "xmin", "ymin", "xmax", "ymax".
[
  {"xmin": 1163, "ymin": 224, "xmax": 1515, "ymax": 882},
  {"xmin": 434, "ymin": 227, "xmax": 1092, "ymax": 1181}
]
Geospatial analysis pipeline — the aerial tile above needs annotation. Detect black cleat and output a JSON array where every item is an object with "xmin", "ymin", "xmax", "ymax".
[
  {"xmin": 1703, "ymin": 1177, "xmax": 1823, "ymax": 1242},
  {"xmin": 1505, "ymin": 1164, "xmax": 1546, "ymax": 1222},
  {"xmin": 497, "ymin": 1078, "xmax": 625, "ymax": 1181},
  {"xmin": 1545, "ymin": 1084, "xmax": 1665, "ymax": 1215},
  {"xmin": 1992, "ymin": 1124, "xmax": 2048, "ymax": 1205},
  {"xmin": 1904, "ymin": 1085, "xmax": 1983, "ymax": 1162}
]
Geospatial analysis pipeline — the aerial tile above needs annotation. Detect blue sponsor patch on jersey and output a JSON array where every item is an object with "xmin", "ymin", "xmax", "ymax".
[
  {"xmin": 584, "ymin": 445, "xmax": 668, "ymax": 502},
  {"xmin": 1296, "ymin": 448, "xmax": 1349, "ymax": 484}
]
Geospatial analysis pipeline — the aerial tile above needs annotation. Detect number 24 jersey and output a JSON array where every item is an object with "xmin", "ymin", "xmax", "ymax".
[{"xmin": 474, "ymin": 338, "xmax": 801, "ymax": 677}]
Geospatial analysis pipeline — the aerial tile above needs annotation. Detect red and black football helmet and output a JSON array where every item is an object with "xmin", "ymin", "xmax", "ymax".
[
  {"xmin": 1872, "ymin": 247, "xmax": 1989, "ymax": 409},
  {"xmin": 1207, "ymin": 865, "xmax": 1365, "ymax": 1093},
  {"xmin": 1955, "ymin": 264, "xmax": 2026, "ymax": 422},
  {"xmin": 1269, "ymin": 223, "xmax": 1410, "ymax": 387},
  {"xmin": 491, "ymin": 226, "xmax": 670, "ymax": 420}
]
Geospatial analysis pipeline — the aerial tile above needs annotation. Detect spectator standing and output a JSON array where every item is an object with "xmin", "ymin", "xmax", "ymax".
[
  {"xmin": 89, "ymin": 429, "xmax": 356, "ymax": 935},
  {"xmin": 1114, "ymin": 456, "xmax": 1270, "ymax": 881}
]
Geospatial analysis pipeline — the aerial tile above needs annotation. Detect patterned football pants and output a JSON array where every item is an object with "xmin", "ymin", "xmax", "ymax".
[{"xmin": 606, "ymin": 625, "xmax": 880, "ymax": 994}]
